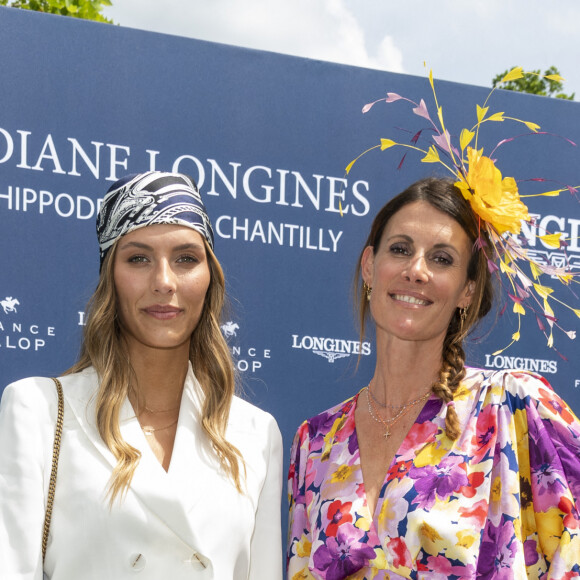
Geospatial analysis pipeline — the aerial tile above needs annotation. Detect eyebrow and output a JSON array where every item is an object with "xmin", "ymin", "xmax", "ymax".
[
  {"xmin": 117, "ymin": 241, "xmax": 205, "ymax": 252},
  {"xmin": 385, "ymin": 234, "xmax": 460, "ymax": 254}
]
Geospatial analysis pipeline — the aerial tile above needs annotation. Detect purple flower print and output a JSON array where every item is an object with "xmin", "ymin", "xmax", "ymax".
[
  {"xmin": 528, "ymin": 413, "xmax": 580, "ymax": 506},
  {"xmin": 312, "ymin": 523, "xmax": 376, "ymax": 580},
  {"xmin": 410, "ymin": 455, "xmax": 469, "ymax": 510},
  {"xmin": 347, "ymin": 427, "xmax": 359, "ymax": 456},
  {"xmin": 523, "ymin": 539, "xmax": 539, "ymax": 566},
  {"xmin": 309, "ymin": 411, "xmax": 342, "ymax": 447},
  {"xmin": 477, "ymin": 516, "xmax": 517, "ymax": 578}
]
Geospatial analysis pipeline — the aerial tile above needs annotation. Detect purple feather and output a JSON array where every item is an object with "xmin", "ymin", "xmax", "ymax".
[
  {"xmin": 385, "ymin": 92, "xmax": 403, "ymax": 103},
  {"xmin": 412, "ymin": 99, "xmax": 431, "ymax": 121}
]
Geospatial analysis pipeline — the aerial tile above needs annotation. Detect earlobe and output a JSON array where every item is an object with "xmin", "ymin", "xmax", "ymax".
[{"xmin": 361, "ymin": 246, "xmax": 374, "ymax": 285}]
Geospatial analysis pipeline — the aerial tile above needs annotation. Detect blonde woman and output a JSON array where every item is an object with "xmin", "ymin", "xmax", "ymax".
[{"xmin": 0, "ymin": 172, "xmax": 283, "ymax": 580}]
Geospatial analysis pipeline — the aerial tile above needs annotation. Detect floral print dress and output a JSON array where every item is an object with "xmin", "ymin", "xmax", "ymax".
[{"xmin": 287, "ymin": 368, "xmax": 580, "ymax": 579}]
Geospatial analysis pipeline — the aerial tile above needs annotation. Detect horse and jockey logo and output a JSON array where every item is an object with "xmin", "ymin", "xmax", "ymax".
[
  {"xmin": 221, "ymin": 321, "xmax": 239, "ymax": 338},
  {"xmin": 1, "ymin": 296, "xmax": 20, "ymax": 314}
]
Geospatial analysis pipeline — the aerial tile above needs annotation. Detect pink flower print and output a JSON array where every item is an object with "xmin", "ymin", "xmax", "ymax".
[
  {"xmin": 398, "ymin": 420, "xmax": 439, "ymax": 457},
  {"xmin": 471, "ymin": 404, "xmax": 497, "ymax": 463}
]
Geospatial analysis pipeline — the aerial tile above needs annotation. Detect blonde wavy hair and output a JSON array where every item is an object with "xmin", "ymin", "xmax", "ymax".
[
  {"xmin": 66, "ymin": 238, "xmax": 244, "ymax": 504},
  {"xmin": 354, "ymin": 177, "xmax": 494, "ymax": 440}
]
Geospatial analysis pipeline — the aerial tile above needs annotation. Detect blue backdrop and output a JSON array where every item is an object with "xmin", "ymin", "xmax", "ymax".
[{"xmin": 1, "ymin": 5, "xmax": 579, "ymax": 553}]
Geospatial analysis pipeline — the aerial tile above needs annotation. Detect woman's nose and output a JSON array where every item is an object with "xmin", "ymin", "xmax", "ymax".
[
  {"xmin": 152, "ymin": 260, "xmax": 176, "ymax": 294},
  {"xmin": 404, "ymin": 254, "xmax": 430, "ymax": 283}
]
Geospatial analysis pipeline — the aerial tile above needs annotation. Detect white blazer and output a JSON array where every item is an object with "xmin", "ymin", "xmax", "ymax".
[{"xmin": 0, "ymin": 365, "xmax": 283, "ymax": 580}]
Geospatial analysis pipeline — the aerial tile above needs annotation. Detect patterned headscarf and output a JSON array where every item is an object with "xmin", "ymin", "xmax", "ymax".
[{"xmin": 97, "ymin": 171, "xmax": 214, "ymax": 268}]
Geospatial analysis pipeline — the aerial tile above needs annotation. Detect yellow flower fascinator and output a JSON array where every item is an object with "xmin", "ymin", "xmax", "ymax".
[
  {"xmin": 455, "ymin": 147, "xmax": 528, "ymax": 235},
  {"xmin": 347, "ymin": 67, "xmax": 580, "ymax": 354}
]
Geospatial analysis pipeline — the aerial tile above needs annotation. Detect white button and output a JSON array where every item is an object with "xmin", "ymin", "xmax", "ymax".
[
  {"xmin": 129, "ymin": 553, "xmax": 146, "ymax": 572},
  {"xmin": 188, "ymin": 552, "xmax": 208, "ymax": 570}
]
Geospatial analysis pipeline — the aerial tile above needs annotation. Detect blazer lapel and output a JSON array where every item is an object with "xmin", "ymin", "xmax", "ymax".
[
  {"xmin": 61, "ymin": 366, "xmax": 211, "ymax": 553},
  {"xmin": 166, "ymin": 369, "xmax": 221, "ymax": 512}
]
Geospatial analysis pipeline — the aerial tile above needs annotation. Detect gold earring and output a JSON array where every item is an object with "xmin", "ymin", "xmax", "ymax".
[
  {"xmin": 363, "ymin": 282, "xmax": 372, "ymax": 301},
  {"xmin": 459, "ymin": 306, "xmax": 469, "ymax": 332}
]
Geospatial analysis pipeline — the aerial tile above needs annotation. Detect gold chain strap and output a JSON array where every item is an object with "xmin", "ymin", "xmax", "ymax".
[{"xmin": 42, "ymin": 378, "xmax": 64, "ymax": 562}]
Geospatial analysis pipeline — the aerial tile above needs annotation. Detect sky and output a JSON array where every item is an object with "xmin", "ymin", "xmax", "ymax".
[{"xmin": 103, "ymin": 0, "xmax": 580, "ymax": 100}]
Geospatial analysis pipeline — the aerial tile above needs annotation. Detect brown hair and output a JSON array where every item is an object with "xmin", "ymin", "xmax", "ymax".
[
  {"xmin": 66, "ymin": 238, "xmax": 244, "ymax": 503},
  {"xmin": 354, "ymin": 177, "xmax": 494, "ymax": 439}
]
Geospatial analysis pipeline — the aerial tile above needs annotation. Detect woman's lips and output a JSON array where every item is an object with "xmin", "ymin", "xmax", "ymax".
[
  {"xmin": 390, "ymin": 293, "xmax": 431, "ymax": 306},
  {"xmin": 143, "ymin": 305, "xmax": 182, "ymax": 319}
]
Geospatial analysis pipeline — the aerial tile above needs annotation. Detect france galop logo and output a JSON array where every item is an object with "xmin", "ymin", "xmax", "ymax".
[{"xmin": 1, "ymin": 296, "xmax": 20, "ymax": 314}]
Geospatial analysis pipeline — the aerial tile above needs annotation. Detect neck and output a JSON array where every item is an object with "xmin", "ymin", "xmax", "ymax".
[
  {"xmin": 126, "ymin": 340, "xmax": 190, "ymax": 412},
  {"xmin": 370, "ymin": 334, "xmax": 443, "ymax": 408}
]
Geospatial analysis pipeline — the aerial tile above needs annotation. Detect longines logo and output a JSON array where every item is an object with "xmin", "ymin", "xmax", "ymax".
[
  {"xmin": 519, "ymin": 213, "xmax": 580, "ymax": 277},
  {"xmin": 291, "ymin": 334, "xmax": 371, "ymax": 363},
  {"xmin": 221, "ymin": 321, "xmax": 271, "ymax": 373},
  {"xmin": 484, "ymin": 353, "xmax": 558, "ymax": 374},
  {"xmin": 0, "ymin": 295, "xmax": 56, "ymax": 351}
]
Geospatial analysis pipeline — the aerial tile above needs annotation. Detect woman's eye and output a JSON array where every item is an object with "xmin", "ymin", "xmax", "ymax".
[
  {"xmin": 128, "ymin": 255, "xmax": 148, "ymax": 263},
  {"xmin": 389, "ymin": 244, "xmax": 409, "ymax": 255},
  {"xmin": 433, "ymin": 254, "xmax": 453, "ymax": 265},
  {"xmin": 176, "ymin": 255, "xmax": 199, "ymax": 264}
]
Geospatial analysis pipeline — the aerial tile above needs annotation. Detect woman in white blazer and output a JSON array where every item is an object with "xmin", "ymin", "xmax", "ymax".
[{"xmin": 0, "ymin": 172, "xmax": 283, "ymax": 580}]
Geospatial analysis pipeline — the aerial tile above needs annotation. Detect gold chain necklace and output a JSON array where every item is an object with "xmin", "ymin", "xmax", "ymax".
[
  {"xmin": 140, "ymin": 418, "xmax": 179, "ymax": 436},
  {"xmin": 365, "ymin": 386, "xmax": 430, "ymax": 440},
  {"xmin": 368, "ymin": 384, "xmax": 432, "ymax": 410},
  {"xmin": 144, "ymin": 404, "xmax": 180, "ymax": 414}
]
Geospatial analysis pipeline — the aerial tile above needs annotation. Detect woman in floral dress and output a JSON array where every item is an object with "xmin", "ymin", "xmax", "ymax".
[{"xmin": 287, "ymin": 177, "xmax": 580, "ymax": 579}]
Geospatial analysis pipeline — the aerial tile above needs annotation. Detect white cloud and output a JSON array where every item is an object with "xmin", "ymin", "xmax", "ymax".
[
  {"xmin": 104, "ymin": 0, "xmax": 580, "ymax": 98},
  {"xmin": 372, "ymin": 36, "xmax": 404, "ymax": 73}
]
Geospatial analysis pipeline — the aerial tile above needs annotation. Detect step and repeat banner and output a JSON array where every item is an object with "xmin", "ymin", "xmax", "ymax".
[{"xmin": 1, "ymin": 6, "xmax": 579, "ymax": 467}]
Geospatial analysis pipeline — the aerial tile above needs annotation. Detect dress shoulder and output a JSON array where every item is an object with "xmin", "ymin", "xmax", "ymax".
[
  {"xmin": 300, "ymin": 392, "xmax": 358, "ymax": 430},
  {"xmin": 464, "ymin": 366, "xmax": 578, "ymax": 422}
]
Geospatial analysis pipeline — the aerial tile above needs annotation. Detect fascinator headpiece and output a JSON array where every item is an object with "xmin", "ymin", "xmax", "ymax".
[{"xmin": 347, "ymin": 67, "xmax": 579, "ymax": 353}]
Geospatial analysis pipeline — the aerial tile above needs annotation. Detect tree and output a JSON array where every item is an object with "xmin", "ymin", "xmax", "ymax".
[
  {"xmin": 0, "ymin": 0, "xmax": 113, "ymax": 23},
  {"xmin": 492, "ymin": 66, "xmax": 574, "ymax": 100}
]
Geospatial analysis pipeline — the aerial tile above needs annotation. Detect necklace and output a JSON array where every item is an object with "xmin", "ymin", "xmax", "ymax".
[
  {"xmin": 140, "ymin": 418, "xmax": 179, "ymax": 436},
  {"xmin": 368, "ymin": 385, "xmax": 432, "ymax": 410},
  {"xmin": 365, "ymin": 386, "xmax": 430, "ymax": 440},
  {"xmin": 144, "ymin": 404, "xmax": 180, "ymax": 414}
]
